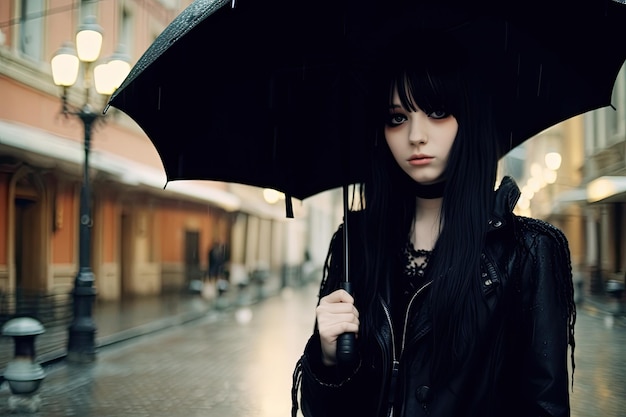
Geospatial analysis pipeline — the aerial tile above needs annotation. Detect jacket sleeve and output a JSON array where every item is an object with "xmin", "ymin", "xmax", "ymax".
[
  {"xmin": 291, "ymin": 222, "xmax": 371, "ymax": 417},
  {"xmin": 517, "ymin": 218, "xmax": 575, "ymax": 417}
]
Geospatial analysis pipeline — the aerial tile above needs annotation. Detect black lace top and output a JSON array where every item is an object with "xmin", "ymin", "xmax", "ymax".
[
  {"xmin": 402, "ymin": 239, "xmax": 432, "ymax": 293},
  {"xmin": 392, "ymin": 240, "xmax": 432, "ymax": 337}
]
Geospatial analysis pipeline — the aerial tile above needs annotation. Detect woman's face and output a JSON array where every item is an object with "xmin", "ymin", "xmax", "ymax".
[{"xmin": 384, "ymin": 88, "xmax": 458, "ymax": 185}]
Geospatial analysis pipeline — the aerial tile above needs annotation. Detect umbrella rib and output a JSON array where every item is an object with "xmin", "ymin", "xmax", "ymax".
[
  {"xmin": 537, "ymin": 64, "xmax": 543, "ymax": 97},
  {"xmin": 504, "ymin": 21, "xmax": 509, "ymax": 52},
  {"xmin": 515, "ymin": 54, "xmax": 521, "ymax": 99}
]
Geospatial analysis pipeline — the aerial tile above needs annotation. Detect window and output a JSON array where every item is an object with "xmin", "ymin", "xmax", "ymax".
[
  {"xmin": 118, "ymin": 6, "xmax": 133, "ymax": 58},
  {"xmin": 18, "ymin": 0, "xmax": 44, "ymax": 61}
]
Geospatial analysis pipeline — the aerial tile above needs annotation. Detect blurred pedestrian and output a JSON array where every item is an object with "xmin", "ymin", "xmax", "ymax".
[
  {"xmin": 208, "ymin": 240, "xmax": 227, "ymax": 282},
  {"xmin": 291, "ymin": 39, "xmax": 576, "ymax": 417}
]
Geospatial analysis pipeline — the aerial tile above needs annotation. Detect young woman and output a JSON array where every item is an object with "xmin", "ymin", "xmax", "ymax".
[{"xmin": 291, "ymin": 45, "xmax": 576, "ymax": 417}]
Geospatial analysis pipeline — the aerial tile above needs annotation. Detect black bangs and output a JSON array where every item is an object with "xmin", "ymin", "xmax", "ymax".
[
  {"xmin": 378, "ymin": 30, "xmax": 470, "ymax": 119},
  {"xmin": 390, "ymin": 65, "xmax": 464, "ymax": 117}
]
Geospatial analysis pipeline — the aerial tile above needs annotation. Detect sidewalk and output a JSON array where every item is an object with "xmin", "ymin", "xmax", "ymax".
[
  {"xmin": 88, "ymin": 279, "xmax": 276, "ymax": 358},
  {"xmin": 0, "ymin": 279, "xmax": 275, "ymax": 377}
]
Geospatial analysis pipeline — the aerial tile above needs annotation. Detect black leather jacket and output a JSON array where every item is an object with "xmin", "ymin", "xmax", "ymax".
[{"xmin": 292, "ymin": 177, "xmax": 575, "ymax": 417}]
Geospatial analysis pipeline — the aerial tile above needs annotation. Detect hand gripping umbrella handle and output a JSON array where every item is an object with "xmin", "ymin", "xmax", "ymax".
[
  {"xmin": 336, "ymin": 281, "xmax": 357, "ymax": 366},
  {"xmin": 336, "ymin": 185, "xmax": 357, "ymax": 366}
]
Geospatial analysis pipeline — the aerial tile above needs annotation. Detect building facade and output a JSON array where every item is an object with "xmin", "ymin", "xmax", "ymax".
[
  {"xmin": 583, "ymin": 64, "xmax": 626, "ymax": 294},
  {"xmin": 0, "ymin": 0, "xmax": 340, "ymax": 316}
]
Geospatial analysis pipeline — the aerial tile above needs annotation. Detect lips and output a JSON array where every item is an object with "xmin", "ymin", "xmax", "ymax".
[{"xmin": 408, "ymin": 154, "xmax": 434, "ymax": 166}]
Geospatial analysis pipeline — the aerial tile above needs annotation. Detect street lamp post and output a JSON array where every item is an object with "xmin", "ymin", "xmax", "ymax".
[{"xmin": 51, "ymin": 16, "xmax": 130, "ymax": 363}]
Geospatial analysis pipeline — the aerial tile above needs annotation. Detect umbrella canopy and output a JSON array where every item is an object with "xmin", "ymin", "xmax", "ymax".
[{"xmin": 108, "ymin": 0, "xmax": 626, "ymax": 206}]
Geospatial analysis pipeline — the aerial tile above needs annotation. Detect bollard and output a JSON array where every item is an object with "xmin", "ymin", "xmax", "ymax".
[{"xmin": 1, "ymin": 317, "xmax": 46, "ymax": 413}]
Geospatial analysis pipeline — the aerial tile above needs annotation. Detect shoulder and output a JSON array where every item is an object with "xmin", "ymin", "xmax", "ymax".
[
  {"xmin": 491, "ymin": 176, "xmax": 570, "ymax": 251},
  {"xmin": 324, "ymin": 209, "xmax": 367, "ymax": 267},
  {"xmin": 485, "ymin": 214, "xmax": 572, "ymax": 293},
  {"xmin": 331, "ymin": 209, "xmax": 367, "ymax": 243},
  {"xmin": 345, "ymin": 208, "xmax": 367, "ymax": 224},
  {"xmin": 512, "ymin": 215, "xmax": 570, "ymax": 253},
  {"xmin": 510, "ymin": 215, "xmax": 573, "ymax": 300},
  {"xmin": 323, "ymin": 209, "xmax": 368, "ymax": 271},
  {"xmin": 511, "ymin": 216, "xmax": 575, "ymax": 334}
]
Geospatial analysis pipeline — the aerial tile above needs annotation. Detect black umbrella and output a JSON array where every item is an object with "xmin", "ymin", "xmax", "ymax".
[
  {"xmin": 106, "ymin": 0, "xmax": 626, "ymax": 362},
  {"xmin": 107, "ymin": 0, "xmax": 626, "ymax": 202}
]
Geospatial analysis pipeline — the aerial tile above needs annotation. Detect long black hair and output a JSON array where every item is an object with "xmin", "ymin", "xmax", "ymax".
[{"xmin": 359, "ymin": 41, "xmax": 503, "ymax": 383}]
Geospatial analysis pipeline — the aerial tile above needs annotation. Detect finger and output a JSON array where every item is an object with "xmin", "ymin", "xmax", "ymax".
[
  {"xmin": 323, "ymin": 319, "xmax": 360, "ymax": 336},
  {"xmin": 317, "ymin": 301, "xmax": 356, "ymax": 315},
  {"xmin": 320, "ymin": 289, "xmax": 354, "ymax": 305},
  {"xmin": 317, "ymin": 309, "xmax": 360, "ymax": 327},
  {"xmin": 317, "ymin": 310, "xmax": 360, "ymax": 337}
]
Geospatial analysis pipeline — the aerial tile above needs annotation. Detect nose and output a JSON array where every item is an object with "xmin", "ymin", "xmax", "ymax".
[{"xmin": 408, "ymin": 116, "xmax": 427, "ymax": 145}]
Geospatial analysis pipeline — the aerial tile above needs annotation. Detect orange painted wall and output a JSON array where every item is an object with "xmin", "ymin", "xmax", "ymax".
[
  {"xmin": 159, "ymin": 202, "xmax": 191, "ymax": 263},
  {"xmin": 158, "ymin": 200, "xmax": 224, "ymax": 264},
  {"xmin": 51, "ymin": 182, "xmax": 76, "ymax": 264},
  {"xmin": 100, "ymin": 194, "xmax": 118, "ymax": 263},
  {"xmin": 0, "ymin": 2, "xmax": 15, "ymax": 47}
]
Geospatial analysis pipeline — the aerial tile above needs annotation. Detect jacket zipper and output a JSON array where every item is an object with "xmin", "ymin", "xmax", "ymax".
[
  {"xmin": 379, "ymin": 298, "xmax": 397, "ymax": 416},
  {"xmin": 384, "ymin": 255, "xmax": 497, "ymax": 416},
  {"xmin": 381, "ymin": 280, "xmax": 432, "ymax": 417},
  {"xmin": 401, "ymin": 281, "xmax": 432, "ymax": 352}
]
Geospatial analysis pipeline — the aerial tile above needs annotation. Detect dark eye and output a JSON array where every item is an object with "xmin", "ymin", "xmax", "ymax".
[
  {"xmin": 428, "ymin": 109, "xmax": 450, "ymax": 120},
  {"xmin": 386, "ymin": 113, "xmax": 407, "ymax": 127}
]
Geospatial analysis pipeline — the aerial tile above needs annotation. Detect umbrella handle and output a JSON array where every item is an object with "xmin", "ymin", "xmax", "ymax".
[{"xmin": 336, "ymin": 281, "xmax": 357, "ymax": 366}]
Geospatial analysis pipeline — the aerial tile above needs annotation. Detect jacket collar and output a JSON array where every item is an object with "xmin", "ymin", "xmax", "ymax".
[{"xmin": 488, "ymin": 176, "xmax": 521, "ymax": 232}]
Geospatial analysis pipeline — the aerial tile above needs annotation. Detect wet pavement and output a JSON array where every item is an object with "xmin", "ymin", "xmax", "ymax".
[
  {"xmin": 569, "ymin": 306, "xmax": 626, "ymax": 417},
  {"xmin": 0, "ymin": 283, "xmax": 624, "ymax": 417},
  {"xmin": 0, "ymin": 284, "xmax": 317, "ymax": 417}
]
